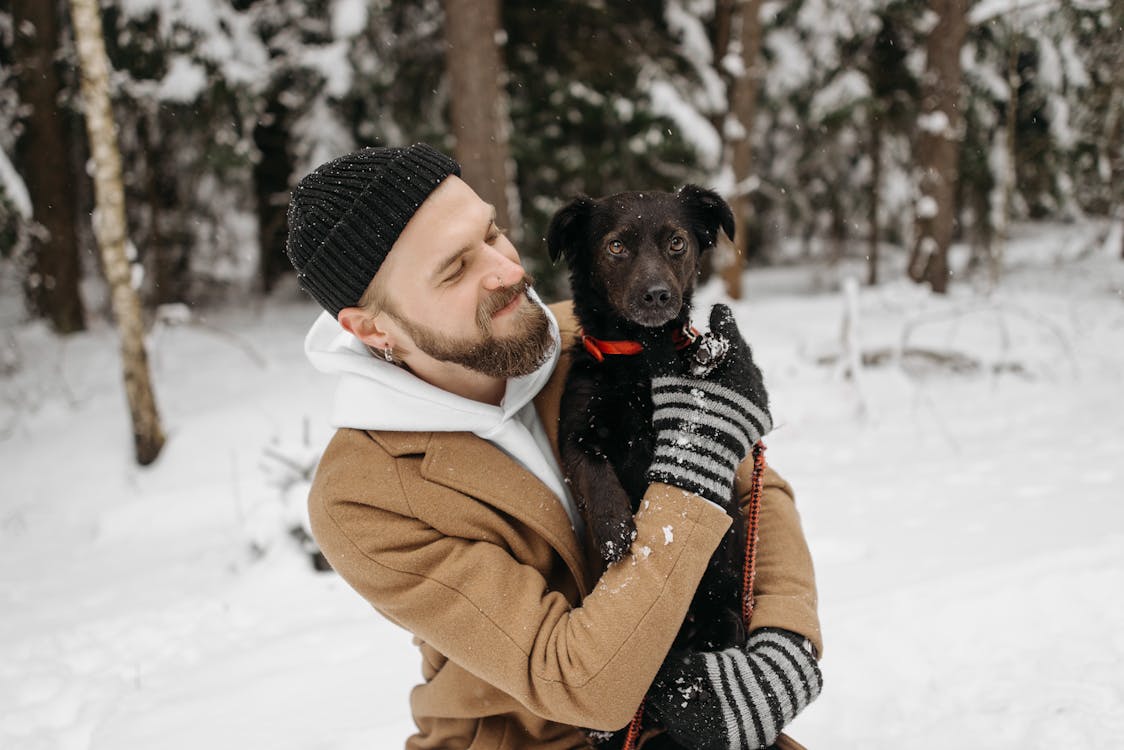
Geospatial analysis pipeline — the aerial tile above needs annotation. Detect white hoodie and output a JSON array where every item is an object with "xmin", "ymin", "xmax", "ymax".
[{"xmin": 303, "ymin": 290, "xmax": 585, "ymax": 540}]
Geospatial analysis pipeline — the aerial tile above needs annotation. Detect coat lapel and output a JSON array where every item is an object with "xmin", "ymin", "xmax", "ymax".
[
  {"xmin": 421, "ymin": 431, "xmax": 589, "ymax": 596},
  {"xmin": 534, "ymin": 301, "xmax": 608, "ymax": 590},
  {"xmin": 534, "ymin": 300, "xmax": 579, "ymax": 470}
]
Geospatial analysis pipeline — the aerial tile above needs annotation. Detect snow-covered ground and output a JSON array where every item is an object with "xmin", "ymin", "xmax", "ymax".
[{"xmin": 2, "ymin": 221, "xmax": 1122, "ymax": 749}]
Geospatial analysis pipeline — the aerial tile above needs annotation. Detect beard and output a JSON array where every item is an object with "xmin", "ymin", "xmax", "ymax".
[{"xmin": 387, "ymin": 276, "xmax": 554, "ymax": 378}]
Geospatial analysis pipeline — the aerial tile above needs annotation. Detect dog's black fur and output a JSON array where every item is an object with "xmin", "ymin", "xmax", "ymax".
[{"xmin": 547, "ymin": 186, "xmax": 747, "ymax": 747}]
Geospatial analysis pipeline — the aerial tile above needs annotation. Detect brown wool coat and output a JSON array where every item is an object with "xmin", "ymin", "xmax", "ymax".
[{"xmin": 308, "ymin": 301, "xmax": 821, "ymax": 750}]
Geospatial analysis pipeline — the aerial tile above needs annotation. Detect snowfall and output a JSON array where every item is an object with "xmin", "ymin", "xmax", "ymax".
[{"xmin": 2, "ymin": 221, "xmax": 1122, "ymax": 749}]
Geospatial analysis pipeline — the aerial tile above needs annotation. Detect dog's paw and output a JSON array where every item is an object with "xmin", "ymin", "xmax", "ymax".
[{"xmin": 595, "ymin": 516, "xmax": 638, "ymax": 564}]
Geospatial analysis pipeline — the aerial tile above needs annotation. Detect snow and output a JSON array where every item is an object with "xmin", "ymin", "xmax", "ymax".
[
  {"xmin": 1048, "ymin": 96, "xmax": 1075, "ymax": 150},
  {"xmin": 3, "ymin": 221, "xmax": 1124, "ymax": 748},
  {"xmin": 290, "ymin": 97, "xmax": 356, "ymax": 179},
  {"xmin": 969, "ymin": 0, "xmax": 1067, "ymax": 26},
  {"xmin": 0, "ymin": 145, "xmax": 32, "ymax": 218},
  {"xmin": 119, "ymin": 0, "xmax": 268, "ymax": 90},
  {"xmin": 664, "ymin": 0, "xmax": 727, "ymax": 112},
  {"xmin": 646, "ymin": 78, "xmax": 723, "ymax": 167},
  {"xmin": 331, "ymin": 0, "xmax": 369, "ymax": 40},
  {"xmin": 156, "ymin": 56, "xmax": 208, "ymax": 104},
  {"xmin": 1104, "ymin": 219, "xmax": 1123, "ymax": 258},
  {"xmin": 918, "ymin": 110, "xmax": 952, "ymax": 137},
  {"xmin": 301, "ymin": 42, "xmax": 354, "ymax": 99},
  {"xmin": 809, "ymin": 70, "xmax": 870, "ymax": 121},
  {"xmin": 764, "ymin": 29, "xmax": 813, "ymax": 97},
  {"xmin": 1035, "ymin": 33, "xmax": 1064, "ymax": 92},
  {"xmin": 1058, "ymin": 34, "xmax": 1090, "ymax": 89}
]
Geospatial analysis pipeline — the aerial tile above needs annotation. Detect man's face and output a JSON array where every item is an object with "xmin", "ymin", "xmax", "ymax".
[{"xmin": 372, "ymin": 176, "xmax": 553, "ymax": 378}]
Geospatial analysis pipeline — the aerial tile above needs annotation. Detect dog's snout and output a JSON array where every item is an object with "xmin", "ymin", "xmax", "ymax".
[
  {"xmin": 643, "ymin": 286, "xmax": 672, "ymax": 306},
  {"xmin": 629, "ymin": 281, "xmax": 680, "ymax": 326}
]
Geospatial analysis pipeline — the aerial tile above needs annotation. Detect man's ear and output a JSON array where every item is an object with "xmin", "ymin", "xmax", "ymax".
[
  {"xmin": 546, "ymin": 195, "xmax": 594, "ymax": 265},
  {"xmin": 337, "ymin": 306, "xmax": 391, "ymax": 349},
  {"xmin": 677, "ymin": 184, "xmax": 735, "ymax": 251}
]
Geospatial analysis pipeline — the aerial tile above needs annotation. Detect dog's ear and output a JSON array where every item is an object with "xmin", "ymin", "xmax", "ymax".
[
  {"xmin": 546, "ymin": 196, "xmax": 594, "ymax": 264},
  {"xmin": 677, "ymin": 184, "xmax": 735, "ymax": 251}
]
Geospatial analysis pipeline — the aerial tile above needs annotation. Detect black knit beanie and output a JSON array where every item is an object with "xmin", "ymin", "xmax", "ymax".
[{"xmin": 285, "ymin": 143, "xmax": 461, "ymax": 318}]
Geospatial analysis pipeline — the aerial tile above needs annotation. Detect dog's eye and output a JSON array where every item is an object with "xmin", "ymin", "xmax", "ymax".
[
  {"xmin": 607, "ymin": 240, "xmax": 625, "ymax": 255},
  {"xmin": 669, "ymin": 236, "xmax": 686, "ymax": 253}
]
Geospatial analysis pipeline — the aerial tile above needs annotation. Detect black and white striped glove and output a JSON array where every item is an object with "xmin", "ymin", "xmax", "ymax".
[
  {"xmin": 646, "ymin": 628, "xmax": 822, "ymax": 750},
  {"xmin": 646, "ymin": 304, "xmax": 772, "ymax": 506}
]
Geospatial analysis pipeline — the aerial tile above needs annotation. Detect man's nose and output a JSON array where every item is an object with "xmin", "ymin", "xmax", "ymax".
[{"xmin": 482, "ymin": 250, "xmax": 524, "ymax": 290}]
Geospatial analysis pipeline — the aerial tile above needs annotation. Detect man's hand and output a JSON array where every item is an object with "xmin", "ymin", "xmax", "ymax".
[
  {"xmin": 645, "ymin": 303, "xmax": 773, "ymax": 506},
  {"xmin": 645, "ymin": 628, "xmax": 822, "ymax": 750}
]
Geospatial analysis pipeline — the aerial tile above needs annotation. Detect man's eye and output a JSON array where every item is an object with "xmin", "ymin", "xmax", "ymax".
[
  {"xmin": 486, "ymin": 224, "xmax": 507, "ymax": 243},
  {"xmin": 444, "ymin": 260, "xmax": 466, "ymax": 283}
]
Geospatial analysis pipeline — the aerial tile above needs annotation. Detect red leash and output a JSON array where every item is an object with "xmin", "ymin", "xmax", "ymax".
[
  {"xmin": 622, "ymin": 441, "xmax": 766, "ymax": 750},
  {"xmin": 742, "ymin": 442, "xmax": 765, "ymax": 626}
]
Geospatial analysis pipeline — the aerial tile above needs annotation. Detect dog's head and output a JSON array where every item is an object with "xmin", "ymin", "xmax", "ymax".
[{"xmin": 547, "ymin": 185, "xmax": 734, "ymax": 329}]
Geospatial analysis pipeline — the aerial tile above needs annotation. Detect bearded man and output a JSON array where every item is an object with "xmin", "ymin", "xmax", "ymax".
[{"xmin": 286, "ymin": 143, "xmax": 823, "ymax": 750}]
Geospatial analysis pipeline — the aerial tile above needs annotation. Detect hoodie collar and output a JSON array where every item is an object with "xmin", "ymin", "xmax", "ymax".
[{"xmin": 304, "ymin": 288, "xmax": 561, "ymax": 434}]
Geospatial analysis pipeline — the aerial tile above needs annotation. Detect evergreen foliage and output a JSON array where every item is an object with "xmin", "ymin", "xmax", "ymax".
[{"xmin": 1, "ymin": 0, "xmax": 1119, "ymax": 315}]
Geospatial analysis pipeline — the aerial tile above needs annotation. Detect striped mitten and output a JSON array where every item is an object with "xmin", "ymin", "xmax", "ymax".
[
  {"xmin": 646, "ymin": 304, "xmax": 772, "ymax": 506},
  {"xmin": 646, "ymin": 628, "xmax": 822, "ymax": 750}
]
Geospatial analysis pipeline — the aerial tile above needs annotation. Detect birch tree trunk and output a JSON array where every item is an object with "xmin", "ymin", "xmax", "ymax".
[
  {"xmin": 444, "ymin": 0, "xmax": 520, "ymax": 239},
  {"xmin": 13, "ymin": 0, "xmax": 86, "ymax": 333},
  {"xmin": 908, "ymin": 0, "xmax": 968, "ymax": 294},
  {"xmin": 721, "ymin": 0, "xmax": 764, "ymax": 300},
  {"xmin": 68, "ymin": 0, "xmax": 165, "ymax": 465}
]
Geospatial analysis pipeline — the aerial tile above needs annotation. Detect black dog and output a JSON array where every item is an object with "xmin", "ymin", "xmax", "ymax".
[{"xmin": 547, "ymin": 186, "xmax": 748, "ymax": 746}]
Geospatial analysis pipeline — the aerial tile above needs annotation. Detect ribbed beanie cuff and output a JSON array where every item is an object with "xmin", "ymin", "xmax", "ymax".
[{"xmin": 285, "ymin": 143, "xmax": 461, "ymax": 317}]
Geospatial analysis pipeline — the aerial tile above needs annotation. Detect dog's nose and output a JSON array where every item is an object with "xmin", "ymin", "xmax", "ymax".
[{"xmin": 643, "ymin": 286, "xmax": 672, "ymax": 306}]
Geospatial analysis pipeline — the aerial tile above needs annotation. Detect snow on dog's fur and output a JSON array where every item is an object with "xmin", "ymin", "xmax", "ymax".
[{"xmin": 547, "ymin": 186, "xmax": 746, "ymax": 747}]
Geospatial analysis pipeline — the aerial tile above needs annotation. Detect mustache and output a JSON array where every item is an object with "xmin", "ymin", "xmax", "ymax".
[{"xmin": 477, "ymin": 274, "xmax": 536, "ymax": 328}]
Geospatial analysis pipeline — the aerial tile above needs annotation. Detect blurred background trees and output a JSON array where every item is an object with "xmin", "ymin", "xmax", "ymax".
[{"xmin": 1, "ymin": 0, "xmax": 1120, "ymax": 329}]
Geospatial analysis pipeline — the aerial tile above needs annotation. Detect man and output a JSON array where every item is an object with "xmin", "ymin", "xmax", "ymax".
[{"xmin": 286, "ymin": 143, "xmax": 822, "ymax": 749}]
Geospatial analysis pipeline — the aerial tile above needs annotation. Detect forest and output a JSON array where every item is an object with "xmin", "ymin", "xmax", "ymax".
[{"xmin": 3, "ymin": 0, "xmax": 1119, "ymax": 322}]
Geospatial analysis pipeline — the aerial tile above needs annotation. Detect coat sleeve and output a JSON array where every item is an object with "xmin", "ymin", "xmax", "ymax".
[
  {"xmin": 735, "ymin": 459, "xmax": 823, "ymax": 657},
  {"xmin": 309, "ymin": 430, "xmax": 733, "ymax": 731}
]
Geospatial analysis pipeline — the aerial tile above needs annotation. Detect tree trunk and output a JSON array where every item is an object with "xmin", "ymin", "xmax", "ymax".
[
  {"xmin": 444, "ymin": 0, "xmax": 519, "ymax": 238},
  {"xmin": 708, "ymin": 0, "xmax": 736, "ymax": 136},
  {"xmin": 68, "ymin": 0, "xmax": 165, "ymax": 465},
  {"xmin": 908, "ymin": 0, "xmax": 968, "ymax": 294},
  {"xmin": 1106, "ymin": 1, "xmax": 1124, "ymax": 259},
  {"xmin": 721, "ymin": 0, "xmax": 764, "ymax": 300},
  {"xmin": 992, "ymin": 24, "xmax": 1020, "ymax": 288},
  {"xmin": 868, "ymin": 104, "xmax": 882, "ymax": 286},
  {"xmin": 254, "ymin": 81, "xmax": 296, "ymax": 295},
  {"xmin": 12, "ymin": 0, "xmax": 86, "ymax": 333}
]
